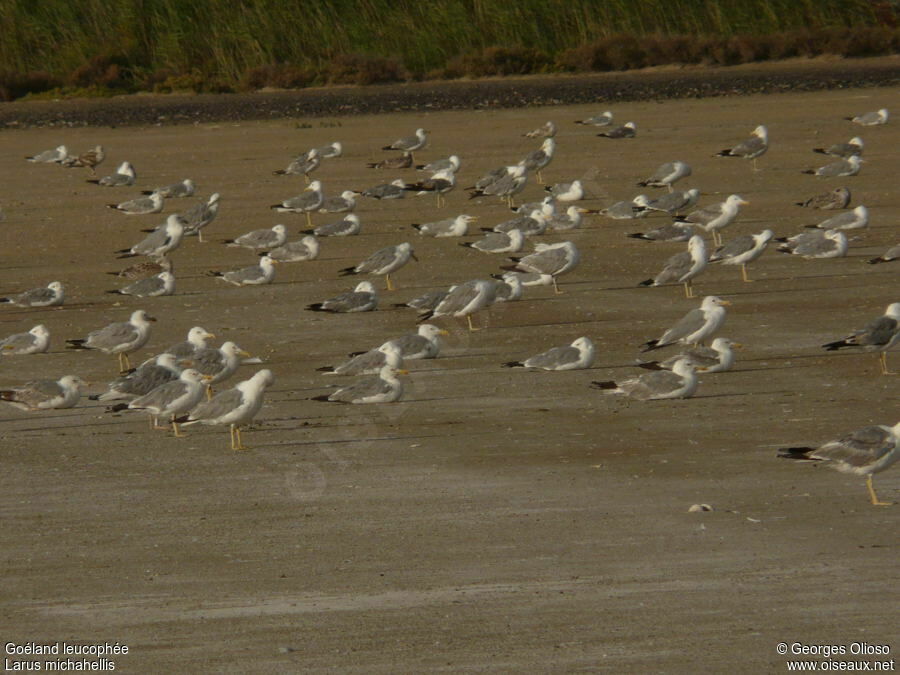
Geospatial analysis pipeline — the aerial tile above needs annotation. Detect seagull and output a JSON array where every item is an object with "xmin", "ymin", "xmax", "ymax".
[
  {"xmin": 274, "ymin": 148, "xmax": 320, "ymax": 182},
  {"xmin": 313, "ymin": 365, "xmax": 407, "ymax": 404},
  {"xmin": 179, "ymin": 192, "xmax": 221, "ymax": 241},
  {"xmin": 319, "ymin": 190, "xmax": 358, "ymax": 214},
  {"xmin": 469, "ymin": 165, "xmax": 511, "ymax": 191},
  {"xmin": 778, "ymin": 421, "xmax": 900, "ymax": 506},
  {"xmin": 802, "ymin": 155, "xmax": 863, "ymax": 178},
  {"xmin": 504, "ymin": 337, "xmax": 596, "ymax": 371},
  {"xmin": 641, "ymin": 296, "xmax": 730, "ymax": 352},
  {"xmin": 339, "ymin": 243, "xmax": 416, "ymax": 291},
  {"xmin": 380, "ymin": 324, "xmax": 449, "ymax": 359},
  {"xmin": 523, "ymin": 121, "xmax": 557, "ymax": 138},
  {"xmin": 25, "ymin": 145, "xmax": 68, "ymax": 163},
  {"xmin": 125, "ymin": 368, "xmax": 208, "ymax": 435},
  {"xmin": 317, "ymin": 343, "xmax": 404, "ymax": 377},
  {"xmin": 415, "ymin": 155, "xmax": 460, "ymax": 173},
  {"xmin": 716, "ymin": 125, "xmax": 768, "ymax": 171},
  {"xmin": 303, "ymin": 213, "xmax": 361, "ymax": 237},
  {"xmin": 468, "ymin": 165, "xmax": 528, "ymax": 207},
  {"xmin": 642, "ymin": 189, "xmax": 700, "ymax": 217},
  {"xmin": 637, "ymin": 161, "xmax": 692, "ymax": 193},
  {"xmin": 210, "ymin": 256, "xmax": 278, "ymax": 286},
  {"xmin": 597, "ymin": 122, "xmax": 636, "ymax": 138},
  {"xmin": 627, "ymin": 222, "xmax": 694, "ymax": 242},
  {"xmin": 490, "ymin": 209, "xmax": 548, "ymax": 237},
  {"xmin": 595, "ymin": 198, "xmax": 650, "ymax": 220},
  {"xmin": 315, "ymin": 142, "xmax": 342, "ymax": 158},
  {"xmin": 306, "ymin": 281, "xmax": 378, "ymax": 313},
  {"xmin": 392, "ymin": 290, "xmax": 450, "ymax": 314},
  {"xmin": 639, "ymin": 234, "xmax": 707, "ymax": 298},
  {"xmin": 0, "ymin": 375, "xmax": 86, "ymax": 411},
  {"xmin": 461, "ymin": 228, "xmax": 524, "ymax": 254},
  {"xmin": 519, "ymin": 138, "xmax": 555, "ymax": 184},
  {"xmin": 545, "ymin": 179, "xmax": 584, "ymax": 202},
  {"xmin": 361, "ymin": 179, "xmax": 406, "ymax": 200},
  {"xmin": 224, "ymin": 224, "xmax": 288, "ymax": 250},
  {"xmin": 193, "ymin": 342, "xmax": 252, "ymax": 395},
  {"xmin": 0, "ymin": 324, "xmax": 51, "ymax": 355},
  {"xmin": 66, "ymin": 309, "xmax": 156, "ymax": 372},
  {"xmin": 178, "ymin": 369, "xmax": 275, "ymax": 450},
  {"xmin": 868, "ymin": 243, "xmax": 900, "ymax": 265},
  {"xmin": 676, "ymin": 194, "xmax": 748, "ymax": 246},
  {"xmin": 382, "ymin": 128, "xmax": 428, "ymax": 161},
  {"xmin": 708, "ymin": 229, "xmax": 774, "ymax": 282},
  {"xmin": 88, "ymin": 161, "xmax": 136, "ymax": 187},
  {"xmin": 846, "ymin": 108, "xmax": 888, "ymax": 126},
  {"xmin": 403, "ymin": 169, "xmax": 456, "ymax": 207},
  {"xmin": 419, "ymin": 279, "xmax": 497, "ymax": 332},
  {"xmin": 265, "ymin": 235, "xmax": 320, "ymax": 262},
  {"xmin": 575, "ymin": 111, "xmax": 613, "ymax": 126},
  {"xmin": 592, "ymin": 358, "xmax": 698, "ymax": 400},
  {"xmin": 822, "ymin": 303, "xmax": 900, "ymax": 375},
  {"xmin": 413, "ymin": 214, "xmax": 476, "ymax": 238},
  {"xmin": 775, "ymin": 229, "xmax": 848, "ymax": 259},
  {"xmin": 106, "ymin": 271, "xmax": 176, "ymax": 298},
  {"xmin": 270, "ymin": 180, "xmax": 324, "ymax": 226},
  {"xmin": 61, "ymin": 145, "xmax": 105, "ymax": 175},
  {"xmin": 804, "ymin": 205, "xmax": 868, "ymax": 232},
  {"xmin": 107, "ymin": 257, "xmax": 172, "ymax": 281},
  {"xmin": 813, "ymin": 137, "xmax": 864, "ymax": 158},
  {"xmin": 116, "ymin": 214, "xmax": 185, "ymax": 258},
  {"xmin": 503, "ymin": 241, "xmax": 580, "ymax": 294},
  {"xmin": 106, "ymin": 192, "xmax": 164, "ymax": 215},
  {"xmin": 493, "ymin": 273, "xmax": 523, "ymax": 303},
  {"xmin": 166, "ymin": 326, "xmax": 216, "ymax": 360},
  {"xmin": 0, "ymin": 281, "xmax": 65, "ymax": 308},
  {"xmin": 547, "ymin": 206, "xmax": 589, "ymax": 232},
  {"xmin": 142, "ymin": 178, "xmax": 195, "ymax": 198},
  {"xmin": 366, "ymin": 153, "xmax": 412, "ymax": 170},
  {"xmin": 795, "ymin": 187, "xmax": 851, "ymax": 210},
  {"xmin": 638, "ymin": 337, "xmax": 741, "ymax": 373},
  {"xmin": 93, "ymin": 353, "xmax": 183, "ymax": 402}
]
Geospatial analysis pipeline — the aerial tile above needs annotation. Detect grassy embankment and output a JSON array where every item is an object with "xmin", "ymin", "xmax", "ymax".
[{"xmin": 1, "ymin": 0, "xmax": 897, "ymax": 100}]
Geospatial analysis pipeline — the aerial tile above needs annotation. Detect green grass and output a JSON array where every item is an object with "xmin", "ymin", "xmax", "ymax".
[{"xmin": 0, "ymin": 0, "xmax": 893, "ymax": 100}]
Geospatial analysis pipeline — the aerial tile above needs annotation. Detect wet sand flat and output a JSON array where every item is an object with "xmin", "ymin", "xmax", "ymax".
[{"xmin": 1, "ymin": 82, "xmax": 898, "ymax": 672}]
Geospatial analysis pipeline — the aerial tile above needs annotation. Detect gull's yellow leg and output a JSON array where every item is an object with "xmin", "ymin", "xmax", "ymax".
[{"xmin": 867, "ymin": 475, "xmax": 893, "ymax": 506}]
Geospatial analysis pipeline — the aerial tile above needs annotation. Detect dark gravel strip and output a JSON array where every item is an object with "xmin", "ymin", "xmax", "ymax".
[{"xmin": 2, "ymin": 60, "xmax": 900, "ymax": 129}]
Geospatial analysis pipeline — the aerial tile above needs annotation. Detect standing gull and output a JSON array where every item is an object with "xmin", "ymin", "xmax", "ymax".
[
  {"xmin": 339, "ymin": 243, "xmax": 416, "ymax": 291},
  {"xmin": 778, "ymin": 421, "xmax": 900, "ymax": 506},
  {"xmin": 274, "ymin": 148, "xmax": 320, "ymax": 182},
  {"xmin": 503, "ymin": 241, "xmax": 580, "ymax": 294},
  {"xmin": 270, "ymin": 180, "xmax": 324, "ymax": 227},
  {"xmin": 641, "ymin": 296, "xmax": 731, "ymax": 352},
  {"xmin": 382, "ymin": 128, "xmax": 428, "ymax": 162},
  {"xmin": 92, "ymin": 353, "xmax": 183, "ymax": 402},
  {"xmin": 193, "ymin": 341, "xmax": 252, "ymax": 396},
  {"xmin": 211, "ymin": 256, "xmax": 278, "ymax": 286},
  {"xmin": 639, "ymin": 235, "xmax": 707, "ymax": 298},
  {"xmin": 0, "ymin": 325, "xmax": 51, "ymax": 355},
  {"xmin": 677, "ymin": 194, "xmax": 748, "ymax": 246},
  {"xmin": 592, "ymin": 358, "xmax": 698, "ymax": 400},
  {"xmin": 419, "ymin": 280, "xmax": 497, "ymax": 332},
  {"xmin": 822, "ymin": 303, "xmax": 900, "ymax": 375},
  {"xmin": 504, "ymin": 337, "xmax": 596, "ymax": 371},
  {"xmin": 0, "ymin": 375, "xmax": 86, "ymax": 411},
  {"xmin": 709, "ymin": 229, "xmax": 774, "ymax": 282},
  {"xmin": 62, "ymin": 145, "xmax": 105, "ymax": 175},
  {"xmin": 306, "ymin": 281, "xmax": 378, "ymax": 313},
  {"xmin": 637, "ymin": 161, "xmax": 692, "ymax": 193},
  {"xmin": 846, "ymin": 109, "xmax": 889, "ymax": 126},
  {"xmin": 313, "ymin": 365, "xmax": 407, "ymax": 404},
  {"xmin": 716, "ymin": 125, "xmax": 768, "ymax": 171},
  {"xmin": 178, "ymin": 369, "xmax": 274, "ymax": 450},
  {"xmin": 404, "ymin": 169, "xmax": 456, "ymax": 208},
  {"xmin": 519, "ymin": 138, "xmax": 555, "ymax": 184},
  {"xmin": 180, "ymin": 192, "xmax": 221, "ymax": 241},
  {"xmin": 66, "ymin": 309, "xmax": 156, "ymax": 372},
  {"xmin": 126, "ymin": 368, "xmax": 208, "ymax": 435},
  {"xmin": 468, "ymin": 165, "xmax": 528, "ymax": 207},
  {"xmin": 166, "ymin": 326, "xmax": 216, "ymax": 360},
  {"xmin": 0, "ymin": 281, "xmax": 65, "ymax": 308}
]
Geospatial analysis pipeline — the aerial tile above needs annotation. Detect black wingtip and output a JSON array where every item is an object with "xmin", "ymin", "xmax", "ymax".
[
  {"xmin": 802, "ymin": 224, "xmax": 818, "ymax": 229},
  {"xmin": 638, "ymin": 279, "xmax": 654, "ymax": 287},
  {"xmin": 812, "ymin": 148, "xmax": 827, "ymax": 155},
  {"xmin": 105, "ymin": 290, "xmax": 124, "ymax": 295},
  {"xmin": 86, "ymin": 179, "xmax": 100, "ymax": 184},
  {"xmin": 503, "ymin": 361, "xmax": 524, "ymax": 368},
  {"xmin": 311, "ymin": 394, "xmax": 332, "ymax": 402},
  {"xmin": 800, "ymin": 169, "xmax": 815, "ymax": 175},
  {"xmin": 411, "ymin": 224, "xmax": 423, "ymax": 231},
  {"xmin": 777, "ymin": 447, "xmax": 817, "ymax": 460},
  {"xmin": 590, "ymin": 380, "xmax": 618, "ymax": 390},
  {"xmin": 640, "ymin": 340, "xmax": 661, "ymax": 353},
  {"xmin": 306, "ymin": 303, "xmax": 326, "ymax": 312},
  {"xmin": 337, "ymin": 267, "xmax": 356, "ymax": 276},
  {"xmin": 867, "ymin": 257, "xmax": 884, "ymax": 264},
  {"xmin": 822, "ymin": 340, "xmax": 848, "ymax": 351},
  {"xmin": 637, "ymin": 362, "xmax": 663, "ymax": 371},
  {"xmin": 315, "ymin": 366, "xmax": 335, "ymax": 373},
  {"xmin": 105, "ymin": 403, "xmax": 129, "ymax": 413},
  {"xmin": 140, "ymin": 190, "xmax": 153, "ymax": 195},
  {"xmin": 459, "ymin": 242, "xmax": 474, "ymax": 248}
]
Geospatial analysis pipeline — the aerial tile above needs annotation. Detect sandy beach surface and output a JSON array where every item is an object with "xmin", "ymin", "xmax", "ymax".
[{"xmin": 1, "ymin": 75, "xmax": 898, "ymax": 672}]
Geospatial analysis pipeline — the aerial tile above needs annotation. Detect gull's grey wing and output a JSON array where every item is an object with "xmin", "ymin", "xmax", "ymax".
[
  {"xmin": 654, "ymin": 251, "xmax": 692, "ymax": 284},
  {"xmin": 87, "ymin": 321, "xmax": 139, "ymax": 349},
  {"xmin": 814, "ymin": 427, "xmax": 896, "ymax": 468},
  {"xmin": 191, "ymin": 388, "xmax": 244, "ymax": 421},
  {"xmin": 526, "ymin": 345, "xmax": 580, "ymax": 369},
  {"xmin": 659, "ymin": 308, "xmax": 707, "ymax": 344},
  {"xmin": 518, "ymin": 247, "xmax": 567, "ymax": 274},
  {"xmin": 621, "ymin": 370, "xmax": 685, "ymax": 400},
  {"xmin": 330, "ymin": 376, "xmax": 391, "ymax": 402},
  {"xmin": 712, "ymin": 235, "xmax": 755, "ymax": 260}
]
